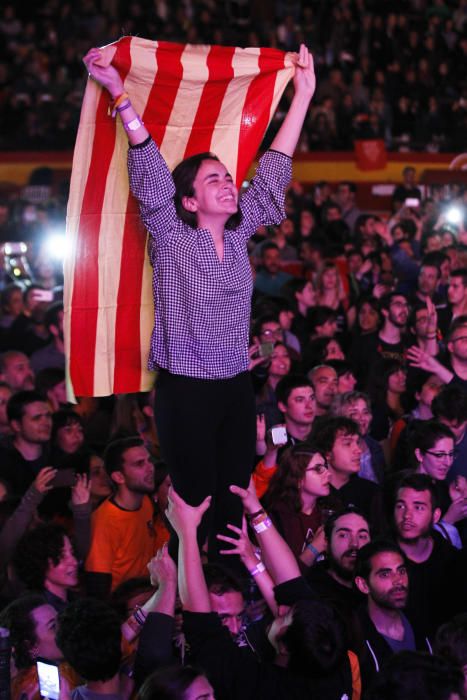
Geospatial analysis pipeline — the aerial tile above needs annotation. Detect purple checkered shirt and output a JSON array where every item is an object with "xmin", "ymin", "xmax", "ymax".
[{"xmin": 128, "ymin": 139, "xmax": 291, "ymax": 379}]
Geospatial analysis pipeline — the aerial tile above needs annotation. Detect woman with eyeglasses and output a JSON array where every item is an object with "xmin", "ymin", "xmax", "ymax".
[
  {"xmin": 263, "ymin": 444, "xmax": 335, "ymax": 566},
  {"xmin": 411, "ymin": 419, "xmax": 467, "ymax": 547}
]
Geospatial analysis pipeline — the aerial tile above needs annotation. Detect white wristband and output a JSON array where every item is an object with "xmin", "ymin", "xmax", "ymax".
[
  {"xmin": 249, "ymin": 561, "xmax": 266, "ymax": 577},
  {"xmin": 123, "ymin": 117, "xmax": 144, "ymax": 132}
]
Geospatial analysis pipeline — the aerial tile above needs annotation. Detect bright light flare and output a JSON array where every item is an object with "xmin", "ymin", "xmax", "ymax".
[
  {"xmin": 445, "ymin": 207, "xmax": 463, "ymax": 226},
  {"xmin": 43, "ymin": 232, "xmax": 69, "ymax": 261}
]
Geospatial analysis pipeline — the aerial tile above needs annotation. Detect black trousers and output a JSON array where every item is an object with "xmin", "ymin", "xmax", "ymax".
[{"xmin": 154, "ymin": 369, "xmax": 256, "ymax": 562}]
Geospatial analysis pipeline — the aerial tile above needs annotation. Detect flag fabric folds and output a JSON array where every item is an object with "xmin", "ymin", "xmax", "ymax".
[{"xmin": 64, "ymin": 36, "xmax": 295, "ymax": 398}]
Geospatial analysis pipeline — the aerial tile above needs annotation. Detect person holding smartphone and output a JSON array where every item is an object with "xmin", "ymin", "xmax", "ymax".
[
  {"xmin": 83, "ymin": 44, "xmax": 317, "ymax": 561},
  {"xmin": 0, "ymin": 594, "xmax": 79, "ymax": 700}
]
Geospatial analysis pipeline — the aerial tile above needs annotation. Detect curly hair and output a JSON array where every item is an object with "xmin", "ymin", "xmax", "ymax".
[
  {"xmin": 12, "ymin": 523, "xmax": 69, "ymax": 591},
  {"xmin": 57, "ymin": 599, "xmax": 121, "ymax": 681},
  {"xmin": 0, "ymin": 594, "xmax": 47, "ymax": 669},
  {"xmin": 264, "ymin": 443, "xmax": 325, "ymax": 513}
]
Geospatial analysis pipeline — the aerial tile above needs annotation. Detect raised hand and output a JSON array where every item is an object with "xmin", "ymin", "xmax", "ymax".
[
  {"xmin": 147, "ymin": 543, "xmax": 177, "ymax": 587},
  {"xmin": 230, "ymin": 477, "xmax": 262, "ymax": 515},
  {"xmin": 293, "ymin": 44, "xmax": 316, "ymax": 100},
  {"xmin": 217, "ymin": 517, "xmax": 258, "ymax": 570},
  {"xmin": 83, "ymin": 47, "xmax": 124, "ymax": 98},
  {"xmin": 33, "ymin": 466, "xmax": 57, "ymax": 494},
  {"xmin": 165, "ymin": 486, "xmax": 212, "ymax": 536},
  {"xmin": 71, "ymin": 473, "xmax": 91, "ymax": 506},
  {"xmin": 405, "ymin": 346, "xmax": 453, "ymax": 384}
]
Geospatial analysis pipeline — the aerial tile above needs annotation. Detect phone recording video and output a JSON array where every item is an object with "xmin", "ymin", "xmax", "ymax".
[
  {"xmin": 37, "ymin": 658, "xmax": 60, "ymax": 700},
  {"xmin": 258, "ymin": 341, "xmax": 274, "ymax": 358}
]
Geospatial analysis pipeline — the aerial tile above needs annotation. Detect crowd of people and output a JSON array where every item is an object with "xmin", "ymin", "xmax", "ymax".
[
  {"xmin": 0, "ymin": 0, "xmax": 467, "ymax": 151},
  {"xmin": 0, "ymin": 156, "xmax": 466, "ymax": 698}
]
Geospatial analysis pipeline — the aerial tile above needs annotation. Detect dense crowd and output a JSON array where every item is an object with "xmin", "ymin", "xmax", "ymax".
[
  {"xmin": 1, "ymin": 0, "xmax": 467, "ymax": 151},
  {"xmin": 0, "ymin": 160, "xmax": 466, "ymax": 698}
]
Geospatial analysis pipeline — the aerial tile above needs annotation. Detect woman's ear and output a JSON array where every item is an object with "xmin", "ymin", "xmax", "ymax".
[
  {"xmin": 414, "ymin": 448, "xmax": 423, "ymax": 465},
  {"xmin": 182, "ymin": 195, "xmax": 198, "ymax": 213}
]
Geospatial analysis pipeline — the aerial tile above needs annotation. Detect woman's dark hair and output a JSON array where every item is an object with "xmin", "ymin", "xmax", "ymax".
[
  {"xmin": 51, "ymin": 408, "xmax": 84, "ymax": 443},
  {"xmin": 138, "ymin": 665, "xmax": 208, "ymax": 700},
  {"xmin": 367, "ymin": 357, "xmax": 406, "ymax": 405},
  {"xmin": 264, "ymin": 443, "xmax": 324, "ymax": 513},
  {"xmin": 172, "ymin": 152, "xmax": 242, "ymax": 230},
  {"xmin": 326, "ymin": 359, "xmax": 354, "ymax": 378},
  {"xmin": 283, "ymin": 600, "xmax": 347, "ymax": 677},
  {"xmin": 412, "ymin": 420, "xmax": 454, "ymax": 455},
  {"xmin": 303, "ymin": 336, "xmax": 342, "ymax": 372},
  {"xmin": 307, "ymin": 305, "xmax": 337, "ymax": 334},
  {"xmin": 0, "ymin": 594, "xmax": 47, "ymax": 669},
  {"xmin": 355, "ymin": 296, "xmax": 382, "ymax": 332},
  {"xmin": 13, "ymin": 523, "xmax": 69, "ymax": 590},
  {"xmin": 35, "ymin": 367, "xmax": 66, "ymax": 394}
]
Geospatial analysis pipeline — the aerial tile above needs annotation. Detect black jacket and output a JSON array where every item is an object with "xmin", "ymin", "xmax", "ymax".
[{"xmin": 354, "ymin": 603, "xmax": 432, "ymax": 693}]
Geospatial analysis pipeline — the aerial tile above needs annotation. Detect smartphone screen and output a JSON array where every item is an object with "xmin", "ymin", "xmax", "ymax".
[
  {"xmin": 37, "ymin": 659, "xmax": 60, "ymax": 700},
  {"xmin": 404, "ymin": 197, "xmax": 419, "ymax": 208},
  {"xmin": 259, "ymin": 341, "xmax": 274, "ymax": 358}
]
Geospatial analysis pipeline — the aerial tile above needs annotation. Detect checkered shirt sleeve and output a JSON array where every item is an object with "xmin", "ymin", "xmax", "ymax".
[{"xmin": 128, "ymin": 139, "xmax": 291, "ymax": 379}]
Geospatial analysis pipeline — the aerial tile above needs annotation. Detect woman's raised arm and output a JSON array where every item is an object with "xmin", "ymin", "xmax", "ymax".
[{"xmin": 269, "ymin": 43, "xmax": 316, "ymax": 157}]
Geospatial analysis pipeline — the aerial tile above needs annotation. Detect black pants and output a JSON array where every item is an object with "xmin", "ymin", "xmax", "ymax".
[{"xmin": 154, "ymin": 369, "xmax": 256, "ymax": 562}]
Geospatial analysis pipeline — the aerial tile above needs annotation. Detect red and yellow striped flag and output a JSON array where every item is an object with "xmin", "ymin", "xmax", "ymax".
[{"xmin": 64, "ymin": 36, "xmax": 294, "ymax": 398}]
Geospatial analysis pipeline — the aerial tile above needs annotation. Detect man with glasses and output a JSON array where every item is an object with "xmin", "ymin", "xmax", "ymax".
[{"xmin": 252, "ymin": 315, "xmax": 285, "ymax": 346}]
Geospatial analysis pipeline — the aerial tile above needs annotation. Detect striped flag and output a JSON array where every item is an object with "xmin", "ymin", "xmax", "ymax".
[{"xmin": 64, "ymin": 36, "xmax": 295, "ymax": 398}]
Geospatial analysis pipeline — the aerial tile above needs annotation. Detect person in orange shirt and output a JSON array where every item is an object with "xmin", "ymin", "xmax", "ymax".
[{"xmin": 85, "ymin": 436, "xmax": 157, "ymax": 598}]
